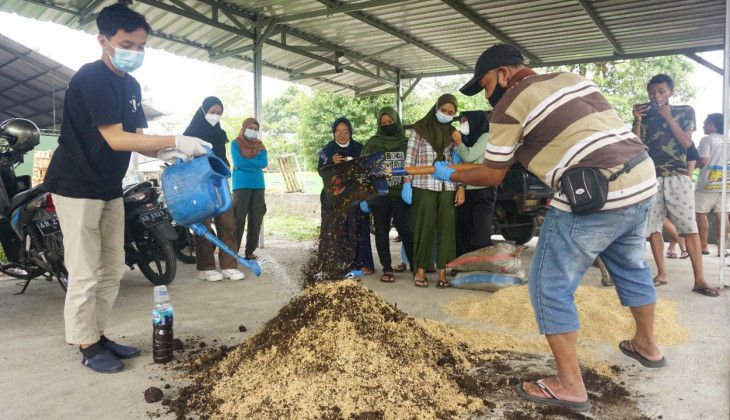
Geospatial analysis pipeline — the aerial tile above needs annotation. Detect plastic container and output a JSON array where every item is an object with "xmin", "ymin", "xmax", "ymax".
[
  {"xmin": 152, "ymin": 285, "xmax": 174, "ymax": 364},
  {"xmin": 161, "ymin": 149, "xmax": 231, "ymax": 226}
]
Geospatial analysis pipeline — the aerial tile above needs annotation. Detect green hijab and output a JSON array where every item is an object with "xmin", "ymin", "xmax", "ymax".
[
  {"xmin": 363, "ymin": 106, "xmax": 408, "ymax": 154},
  {"xmin": 412, "ymin": 93, "xmax": 458, "ymax": 162}
]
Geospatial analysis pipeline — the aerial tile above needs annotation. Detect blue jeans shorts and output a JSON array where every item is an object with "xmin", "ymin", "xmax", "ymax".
[{"xmin": 529, "ymin": 197, "xmax": 656, "ymax": 335}]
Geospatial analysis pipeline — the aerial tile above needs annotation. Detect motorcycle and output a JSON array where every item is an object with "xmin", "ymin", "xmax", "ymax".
[
  {"xmin": 172, "ymin": 222, "xmax": 196, "ymax": 264},
  {"xmin": 122, "ymin": 179, "xmax": 178, "ymax": 285},
  {"xmin": 0, "ymin": 118, "xmax": 68, "ymax": 294}
]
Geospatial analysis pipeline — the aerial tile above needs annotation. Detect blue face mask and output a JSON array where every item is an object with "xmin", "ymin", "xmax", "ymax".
[
  {"xmin": 435, "ymin": 110, "xmax": 453, "ymax": 124},
  {"xmin": 104, "ymin": 37, "xmax": 144, "ymax": 73},
  {"xmin": 244, "ymin": 129, "xmax": 259, "ymax": 139}
]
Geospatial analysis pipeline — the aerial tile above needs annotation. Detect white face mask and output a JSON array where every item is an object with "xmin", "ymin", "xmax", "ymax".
[
  {"xmin": 205, "ymin": 114, "xmax": 220, "ymax": 126},
  {"xmin": 458, "ymin": 121, "xmax": 470, "ymax": 135},
  {"xmin": 244, "ymin": 128, "xmax": 259, "ymax": 139}
]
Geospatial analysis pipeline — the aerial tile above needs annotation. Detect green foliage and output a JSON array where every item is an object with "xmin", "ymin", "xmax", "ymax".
[
  {"xmin": 264, "ymin": 206, "xmax": 320, "ymax": 241},
  {"xmin": 543, "ymin": 55, "xmax": 696, "ymax": 123}
]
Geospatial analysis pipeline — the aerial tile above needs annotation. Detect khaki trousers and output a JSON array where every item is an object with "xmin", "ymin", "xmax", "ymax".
[
  {"xmin": 53, "ymin": 194, "xmax": 126, "ymax": 345},
  {"xmin": 195, "ymin": 207, "xmax": 238, "ymax": 270}
]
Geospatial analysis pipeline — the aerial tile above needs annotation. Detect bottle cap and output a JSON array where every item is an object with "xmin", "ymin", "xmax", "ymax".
[{"xmin": 154, "ymin": 285, "xmax": 169, "ymax": 302}]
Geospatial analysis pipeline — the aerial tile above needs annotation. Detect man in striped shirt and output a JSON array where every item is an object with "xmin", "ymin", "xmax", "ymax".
[{"xmin": 432, "ymin": 44, "xmax": 664, "ymax": 412}]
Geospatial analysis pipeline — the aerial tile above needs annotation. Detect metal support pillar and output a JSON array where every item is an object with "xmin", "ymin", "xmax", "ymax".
[
  {"xmin": 253, "ymin": 18, "xmax": 265, "ymax": 248},
  {"xmin": 395, "ymin": 70, "xmax": 402, "ymax": 117},
  {"xmin": 720, "ymin": 1, "xmax": 730, "ymax": 287}
]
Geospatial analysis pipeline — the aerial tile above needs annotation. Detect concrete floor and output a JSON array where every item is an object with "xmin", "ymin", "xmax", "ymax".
[{"xmin": 0, "ymin": 234, "xmax": 727, "ymax": 420}]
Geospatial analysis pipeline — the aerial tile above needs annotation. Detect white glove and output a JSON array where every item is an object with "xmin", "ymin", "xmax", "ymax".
[
  {"xmin": 174, "ymin": 134, "xmax": 212, "ymax": 158},
  {"xmin": 157, "ymin": 147, "xmax": 187, "ymax": 164}
]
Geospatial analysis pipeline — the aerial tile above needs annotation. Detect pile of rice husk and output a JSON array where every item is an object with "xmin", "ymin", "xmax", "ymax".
[
  {"xmin": 164, "ymin": 281, "xmax": 646, "ymax": 419},
  {"xmin": 443, "ymin": 285, "xmax": 690, "ymax": 345}
]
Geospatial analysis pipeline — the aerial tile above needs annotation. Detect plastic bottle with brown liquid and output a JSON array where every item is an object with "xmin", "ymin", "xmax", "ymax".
[{"xmin": 152, "ymin": 285, "xmax": 174, "ymax": 363}]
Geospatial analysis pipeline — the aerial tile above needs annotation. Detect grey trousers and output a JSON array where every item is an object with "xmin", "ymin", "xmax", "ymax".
[{"xmin": 232, "ymin": 188, "xmax": 266, "ymax": 256}]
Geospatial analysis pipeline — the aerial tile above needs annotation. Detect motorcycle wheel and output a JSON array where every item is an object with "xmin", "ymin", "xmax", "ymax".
[
  {"xmin": 43, "ymin": 234, "xmax": 68, "ymax": 292},
  {"xmin": 137, "ymin": 228, "xmax": 177, "ymax": 286},
  {"xmin": 173, "ymin": 225, "xmax": 196, "ymax": 264},
  {"xmin": 500, "ymin": 215, "xmax": 536, "ymax": 245}
]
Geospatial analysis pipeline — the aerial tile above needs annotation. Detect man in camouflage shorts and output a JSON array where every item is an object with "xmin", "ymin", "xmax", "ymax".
[{"xmin": 633, "ymin": 74, "xmax": 721, "ymax": 296}]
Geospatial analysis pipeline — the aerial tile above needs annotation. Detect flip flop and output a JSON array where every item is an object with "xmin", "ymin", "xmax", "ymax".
[
  {"xmin": 619, "ymin": 340, "xmax": 666, "ymax": 368},
  {"xmin": 701, "ymin": 250, "xmax": 710, "ymax": 255},
  {"xmin": 414, "ymin": 276, "xmax": 428, "ymax": 288},
  {"xmin": 666, "ymin": 251, "xmax": 677, "ymax": 259},
  {"xmin": 679, "ymin": 250, "xmax": 689, "ymax": 259},
  {"xmin": 692, "ymin": 286, "xmax": 721, "ymax": 297},
  {"xmin": 436, "ymin": 280, "xmax": 453, "ymax": 289},
  {"xmin": 653, "ymin": 277, "xmax": 668, "ymax": 287},
  {"xmin": 515, "ymin": 380, "xmax": 591, "ymax": 412},
  {"xmin": 380, "ymin": 272, "xmax": 395, "ymax": 283},
  {"xmin": 393, "ymin": 263, "xmax": 407, "ymax": 272}
]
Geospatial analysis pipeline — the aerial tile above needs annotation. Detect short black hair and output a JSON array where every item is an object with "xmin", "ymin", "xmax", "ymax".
[
  {"xmin": 707, "ymin": 113, "xmax": 724, "ymax": 133},
  {"xmin": 96, "ymin": 3, "xmax": 151, "ymax": 38},
  {"xmin": 647, "ymin": 74, "xmax": 674, "ymax": 91}
]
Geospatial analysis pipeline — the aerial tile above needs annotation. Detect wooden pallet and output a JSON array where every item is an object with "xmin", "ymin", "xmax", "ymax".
[{"xmin": 277, "ymin": 154, "xmax": 304, "ymax": 193}]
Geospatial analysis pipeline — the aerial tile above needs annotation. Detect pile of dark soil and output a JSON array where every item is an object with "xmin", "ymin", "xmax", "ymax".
[{"xmin": 163, "ymin": 281, "xmax": 645, "ymax": 419}]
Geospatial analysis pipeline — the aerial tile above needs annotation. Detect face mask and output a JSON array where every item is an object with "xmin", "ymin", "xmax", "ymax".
[
  {"xmin": 205, "ymin": 114, "xmax": 220, "ymax": 126},
  {"xmin": 435, "ymin": 110, "xmax": 453, "ymax": 124},
  {"xmin": 458, "ymin": 121, "xmax": 470, "ymax": 135},
  {"xmin": 244, "ymin": 128, "xmax": 259, "ymax": 138},
  {"xmin": 488, "ymin": 83, "xmax": 506, "ymax": 108},
  {"xmin": 381, "ymin": 123, "xmax": 397, "ymax": 136},
  {"xmin": 104, "ymin": 37, "xmax": 144, "ymax": 73}
]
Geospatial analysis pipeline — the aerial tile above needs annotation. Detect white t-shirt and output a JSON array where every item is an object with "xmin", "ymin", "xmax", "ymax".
[{"xmin": 696, "ymin": 133, "xmax": 729, "ymax": 192}]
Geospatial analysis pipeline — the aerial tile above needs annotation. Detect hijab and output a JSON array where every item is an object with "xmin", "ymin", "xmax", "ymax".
[
  {"xmin": 459, "ymin": 110, "xmax": 491, "ymax": 147},
  {"xmin": 234, "ymin": 117, "xmax": 265, "ymax": 159},
  {"xmin": 412, "ymin": 93, "xmax": 458, "ymax": 161},
  {"xmin": 183, "ymin": 96, "xmax": 228, "ymax": 163},
  {"xmin": 317, "ymin": 117, "xmax": 363, "ymax": 169},
  {"xmin": 364, "ymin": 106, "xmax": 408, "ymax": 153}
]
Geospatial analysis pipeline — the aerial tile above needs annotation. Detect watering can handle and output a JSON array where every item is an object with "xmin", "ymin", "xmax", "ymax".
[{"xmin": 175, "ymin": 145, "xmax": 215, "ymax": 164}]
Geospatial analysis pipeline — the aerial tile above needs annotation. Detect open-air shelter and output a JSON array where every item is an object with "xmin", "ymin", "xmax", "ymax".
[{"xmin": 1, "ymin": 0, "xmax": 729, "ymax": 282}]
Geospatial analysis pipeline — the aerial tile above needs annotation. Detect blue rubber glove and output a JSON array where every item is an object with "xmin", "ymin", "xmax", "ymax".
[
  {"xmin": 359, "ymin": 201, "xmax": 370, "ymax": 213},
  {"xmin": 432, "ymin": 161, "xmax": 456, "ymax": 182},
  {"xmin": 451, "ymin": 150, "xmax": 463, "ymax": 164},
  {"xmin": 401, "ymin": 182, "xmax": 412, "ymax": 205}
]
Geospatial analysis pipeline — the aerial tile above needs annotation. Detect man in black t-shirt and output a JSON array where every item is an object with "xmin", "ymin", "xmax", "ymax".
[{"xmin": 44, "ymin": 4, "xmax": 211, "ymax": 373}]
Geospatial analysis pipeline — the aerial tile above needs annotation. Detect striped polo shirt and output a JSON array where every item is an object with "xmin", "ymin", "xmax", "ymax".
[{"xmin": 486, "ymin": 72, "xmax": 657, "ymax": 212}]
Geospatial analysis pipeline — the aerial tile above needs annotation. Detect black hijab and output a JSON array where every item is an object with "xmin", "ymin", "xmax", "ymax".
[
  {"xmin": 460, "ymin": 110, "xmax": 491, "ymax": 147},
  {"xmin": 183, "ymin": 96, "xmax": 229, "ymax": 165}
]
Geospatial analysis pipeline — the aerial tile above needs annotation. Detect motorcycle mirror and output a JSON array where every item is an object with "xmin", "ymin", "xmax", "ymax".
[{"xmin": 0, "ymin": 118, "xmax": 40, "ymax": 153}]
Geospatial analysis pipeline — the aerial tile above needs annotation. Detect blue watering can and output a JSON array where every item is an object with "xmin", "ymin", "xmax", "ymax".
[{"xmin": 161, "ymin": 148, "xmax": 261, "ymax": 276}]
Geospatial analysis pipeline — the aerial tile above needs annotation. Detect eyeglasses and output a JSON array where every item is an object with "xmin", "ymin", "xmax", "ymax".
[{"xmin": 334, "ymin": 130, "xmax": 350, "ymax": 135}]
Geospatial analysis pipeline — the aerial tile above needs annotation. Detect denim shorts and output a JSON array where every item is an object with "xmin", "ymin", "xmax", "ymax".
[{"xmin": 529, "ymin": 197, "xmax": 657, "ymax": 335}]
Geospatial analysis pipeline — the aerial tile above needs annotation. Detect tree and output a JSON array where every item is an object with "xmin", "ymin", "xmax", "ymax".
[
  {"xmin": 544, "ymin": 55, "xmax": 695, "ymax": 122},
  {"xmin": 262, "ymin": 85, "xmax": 308, "ymax": 170}
]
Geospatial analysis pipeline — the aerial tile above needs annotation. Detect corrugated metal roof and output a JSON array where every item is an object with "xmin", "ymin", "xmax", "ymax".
[
  {"xmin": 0, "ymin": 0, "xmax": 724, "ymax": 97},
  {"xmin": 0, "ymin": 32, "xmax": 163, "ymax": 129}
]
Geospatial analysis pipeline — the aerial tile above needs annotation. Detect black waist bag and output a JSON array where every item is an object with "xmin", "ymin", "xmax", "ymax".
[
  {"xmin": 560, "ymin": 151, "xmax": 649, "ymax": 215},
  {"xmin": 560, "ymin": 167, "xmax": 609, "ymax": 215}
]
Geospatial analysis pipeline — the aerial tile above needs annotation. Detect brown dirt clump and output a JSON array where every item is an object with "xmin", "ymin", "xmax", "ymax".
[
  {"xmin": 164, "ymin": 281, "xmax": 645, "ymax": 419},
  {"xmin": 443, "ymin": 284, "xmax": 691, "ymax": 345},
  {"xmin": 143, "ymin": 387, "xmax": 163, "ymax": 403}
]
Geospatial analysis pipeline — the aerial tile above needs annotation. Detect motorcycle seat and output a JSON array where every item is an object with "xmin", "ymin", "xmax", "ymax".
[
  {"xmin": 123, "ymin": 181, "xmax": 153, "ymax": 196},
  {"xmin": 10, "ymin": 185, "xmax": 44, "ymax": 210}
]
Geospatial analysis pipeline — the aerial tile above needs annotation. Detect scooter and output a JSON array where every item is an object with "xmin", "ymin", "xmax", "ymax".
[
  {"xmin": 0, "ymin": 118, "xmax": 68, "ymax": 294},
  {"xmin": 122, "ymin": 179, "xmax": 178, "ymax": 285}
]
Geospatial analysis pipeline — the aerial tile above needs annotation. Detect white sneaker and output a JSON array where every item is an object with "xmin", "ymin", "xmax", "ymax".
[
  {"xmin": 198, "ymin": 270, "xmax": 223, "ymax": 282},
  {"xmin": 222, "ymin": 269, "xmax": 245, "ymax": 281}
]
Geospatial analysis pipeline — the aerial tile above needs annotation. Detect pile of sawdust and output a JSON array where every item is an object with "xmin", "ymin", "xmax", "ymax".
[{"xmin": 443, "ymin": 285, "xmax": 691, "ymax": 345}]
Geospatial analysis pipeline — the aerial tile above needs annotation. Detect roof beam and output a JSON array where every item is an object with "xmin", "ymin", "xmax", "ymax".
[
  {"xmin": 135, "ymin": 0, "xmax": 254, "ymax": 38},
  {"xmin": 440, "ymin": 0, "xmax": 539, "ymax": 63},
  {"xmin": 77, "ymin": 0, "xmax": 106, "ymax": 26},
  {"xmin": 685, "ymin": 53, "xmax": 723, "ymax": 76},
  {"xmin": 576, "ymin": 0, "xmax": 624, "ymax": 54},
  {"xmin": 400, "ymin": 77, "xmax": 421, "ymax": 101},
  {"xmin": 209, "ymin": 44, "xmax": 254, "ymax": 61},
  {"xmin": 278, "ymin": 0, "xmax": 403, "ymax": 23},
  {"xmin": 314, "ymin": 0, "xmax": 470, "ymax": 71},
  {"xmin": 289, "ymin": 69, "xmax": 343, "ymax": 81}
]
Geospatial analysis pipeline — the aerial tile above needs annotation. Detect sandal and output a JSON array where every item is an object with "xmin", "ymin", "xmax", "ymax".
[
  {"xmin": 393, "ymin": 262, "xmax": 407, "ymax": 272},
  {"xmin": 361, "ymin": 268, "xmax": 374, "ymax": 275},
  {"xmin": 653, "ymin": 276, "xmax": 668, "ymax": 287},
  {"xmin": 679, "ymin": 250, "xmax": 689, "ymax": 259},
  {"xmin": 702, "ymin": 250, "xmax": 710, "ymax": 255},
  {"xmin": 666, "ymin": 251, "xmax": 677, "ymax": 259},
  {"xmin": 692, "ymin": 286, "xmax": 721, "ymax": 297},
  {"xmin": 380, "ymin": 272, "xmax": 395, "ymax": 283},
  {"xmin": 515, "ymin": 380, "xmax": 591, "ymax": 412},
  {"xmin": 414, "ymin": 276, "xmax": 428, "ymax": 288},
  {"xmin": 436, "ymin": 280, "xmax": 452, "ymax": 289},
  {"xmin": 245, "ymin": 254, "xmax": 258, "ymax": 260},
  {"xmin": 619, "ymin": 340, "xmax": 666, "ymax": 368}
]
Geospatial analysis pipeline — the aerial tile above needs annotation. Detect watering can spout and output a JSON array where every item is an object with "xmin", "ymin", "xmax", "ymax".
[{"xmin": 190, "ymin": 223, "xmax": 261, "ymax": 276}]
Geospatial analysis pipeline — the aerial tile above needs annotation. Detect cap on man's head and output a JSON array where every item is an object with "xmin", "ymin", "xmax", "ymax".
[{"xmin": 460, "ymin": 44, "xmax": 524, "ymax": 96}]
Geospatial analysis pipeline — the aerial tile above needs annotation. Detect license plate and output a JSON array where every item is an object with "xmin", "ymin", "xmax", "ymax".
[
  {"xmin": 139, "ymin": 209, "xmax": 170, "ymax": 227},
  {"xmin": 36, "ymin": 217, "xmax": 61, "ymax": 236},
  {"xmin": 524, "ymin": 199, "xmax": 538, "ymax": 207}
]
